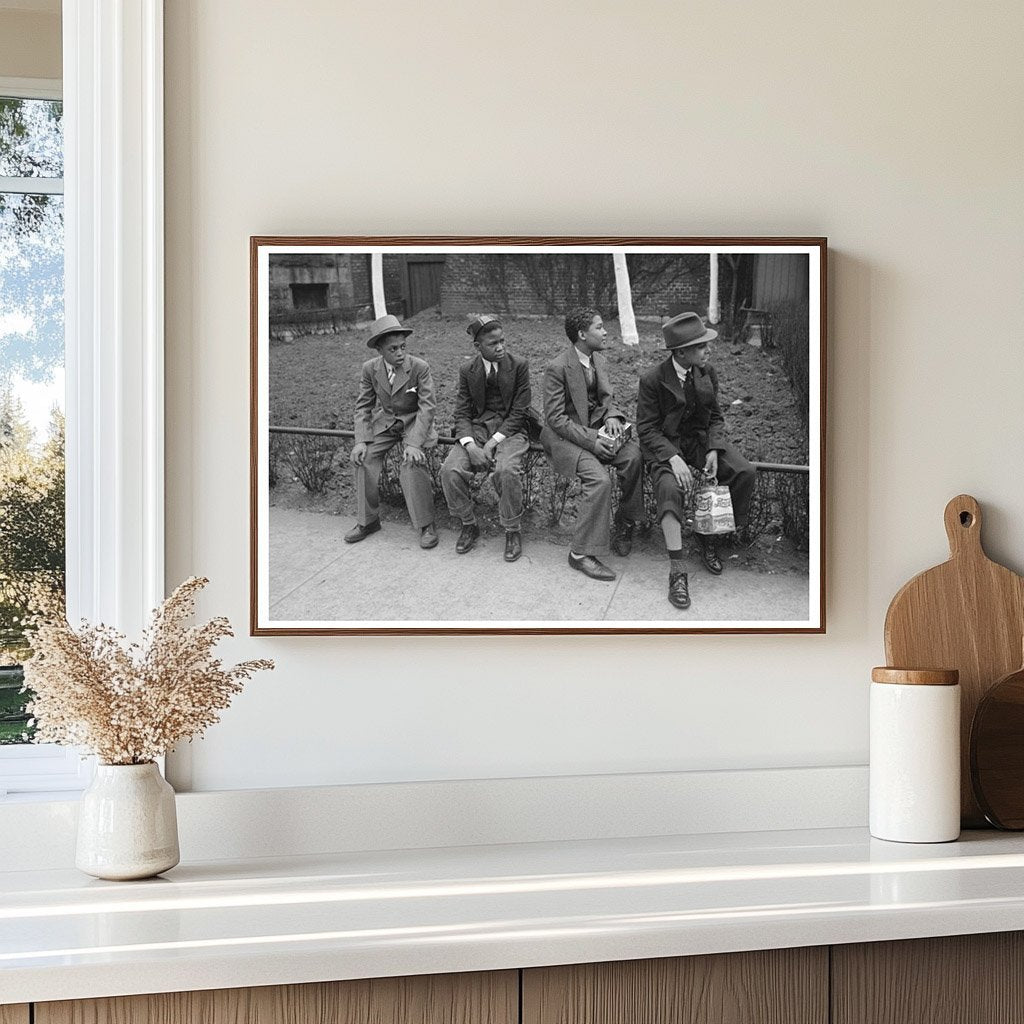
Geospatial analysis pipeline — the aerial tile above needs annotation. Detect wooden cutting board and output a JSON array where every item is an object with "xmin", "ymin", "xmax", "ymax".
[{"xmin": 884, "ymin": 494, "xmax": 1024, "ymax": 827}]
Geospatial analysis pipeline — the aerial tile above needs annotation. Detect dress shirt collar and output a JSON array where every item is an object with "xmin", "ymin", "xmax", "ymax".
[
  {"xmin": 482, "ymin": 357, "xmax": 499, "ymax": 376},
  {"xmin": 574, "ymin": 345, "xmax": 593, "ymax": 369},
  {"xmin": 672, "ymin": 356, "xmax": 692, "ymax": 385}
]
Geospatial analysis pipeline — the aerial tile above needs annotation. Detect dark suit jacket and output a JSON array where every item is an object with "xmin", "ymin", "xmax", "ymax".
[
  {"xmin": 454, "ymin": 352, "xmax": 533, "ymax": 440},
  {"xmin": 354, "ymin": 354, "xmax": 438, "ymax": 450},
  {"xmin": 637, "ymin": 357, "xmax": 726, "ymax": 466},
  {"xmin": 541, "ymin": 345, "xmax": 624, "ymax": 477}
]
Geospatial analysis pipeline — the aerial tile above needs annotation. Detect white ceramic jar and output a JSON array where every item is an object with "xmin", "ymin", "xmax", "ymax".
[
  {"xmin": 76, "ymin": 762, "xmax": 180, "ymax": 880},
  {"xmin": 870, "ymin": 667, "xmax": 961, "ymax": 843}
]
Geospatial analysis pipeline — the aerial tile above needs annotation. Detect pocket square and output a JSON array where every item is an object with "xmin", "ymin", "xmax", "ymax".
[{"xmin": 406, "ymin": 386, "xmax": 418, "ymax": 393}]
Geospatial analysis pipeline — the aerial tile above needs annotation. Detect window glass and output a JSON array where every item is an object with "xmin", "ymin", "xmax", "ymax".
[{"xmin": 0, "ymin": 97, "xmax": 65, "ymax": 746}]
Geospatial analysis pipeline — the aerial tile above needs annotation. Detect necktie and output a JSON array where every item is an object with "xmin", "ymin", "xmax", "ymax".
[
  {"xmin": 487, "ymin": 362, "xmax": 496, "ymax": 381},
  {"xmin": 583, "ymin": 362, "xmax": 595, "ymax": 388}
]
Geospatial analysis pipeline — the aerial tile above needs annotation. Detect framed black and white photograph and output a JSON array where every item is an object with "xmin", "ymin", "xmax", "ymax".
[{"xmin": 250, "ymin": 237, "xmax": 826, "ymax": 635}]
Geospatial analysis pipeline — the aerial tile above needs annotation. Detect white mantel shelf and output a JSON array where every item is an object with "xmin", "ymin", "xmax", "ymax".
[{"xmin": 4, "ymin": 826, "xmax": 1024, "ymax": 1004}]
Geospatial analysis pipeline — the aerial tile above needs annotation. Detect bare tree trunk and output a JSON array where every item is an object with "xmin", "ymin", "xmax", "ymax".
[
  {"xmin": 371, "ymin": 253, "xmax": 387, "ymax": 318},
  {"xmin": 613, "ymin": 252, "xmax": 639, "ymax": 347},
  {"xmin": 708, "ymin": 252, "xmax": 720, "ymax": 324}
]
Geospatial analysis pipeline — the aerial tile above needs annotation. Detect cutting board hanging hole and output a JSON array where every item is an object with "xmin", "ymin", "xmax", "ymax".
[{"xmin": 944, "ymin": 494, "xmax": 982, "ymax": 556}]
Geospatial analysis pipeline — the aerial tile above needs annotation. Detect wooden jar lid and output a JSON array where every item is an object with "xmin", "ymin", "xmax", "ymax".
[{"xmin": 871, "ymin": 667, "xmax": 960, "ymax": 686}]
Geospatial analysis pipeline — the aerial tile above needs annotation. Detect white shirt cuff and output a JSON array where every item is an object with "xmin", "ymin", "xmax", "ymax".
[
  {"xmin": 460, "ymin": 437, "xmax": 475, "ymax": 447},
  {"xmin": 490, "ymin": 432, "xmax": 506, "ymax": 445}
]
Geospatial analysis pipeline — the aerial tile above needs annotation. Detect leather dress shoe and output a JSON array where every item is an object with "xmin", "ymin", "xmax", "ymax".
[
  {"xmin": 699, "ymin": 537, "xmax": 723, "ymax": 575},
  {"xmin": 669, "ymin": 571, "xmax": 691, "ymax": 609},
  {"xmin": 504, "ymin": 530, "xmax": 522, "ymax": 562},
  {"xmin": 455, "ymin": 523, "xmax": 480, "ymax": 554},
  {"xmin": 568, "ymin": 551, "xmax": 616, "ymax": 581},
  {"xmin": 611, "ymin": 519, "xmax": 636, "ymax": 557},
  {"xmin": 344, "ymin": 519, "xmax": 381, "ymax": 544},
  {"xmin": 419, "ymin": 523, "xmax": 439, "ymax": 549}
]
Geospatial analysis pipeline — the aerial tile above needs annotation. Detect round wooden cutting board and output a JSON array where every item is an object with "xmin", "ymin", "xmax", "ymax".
[{"xmin": 884, "ymin": 495, "xmax": 1024, "ymax": 827}]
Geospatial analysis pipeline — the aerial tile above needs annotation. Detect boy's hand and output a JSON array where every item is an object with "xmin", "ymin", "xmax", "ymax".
[
  {"xmin": 669, "ymin": 454, "xmax": 694, "ymax": 495},
  {"xmin": 481, "ymin": 437, "xmax": 499, "ymax": 463},
  {"xmin": 703, "ymin": 450, "xmax": 719, "ymax": 479},
  {"xmin": 350, "ymin": 442, "xmax": 368, "ymax": 466},
  {"xmin": 465, "ymin": 443, "xmax": 490, "ymax": 470},
  {"xmin": 402, "ymin": 445, "xmax": 427, "ymax": 466},
  {"xmin": 595, "ymin": 435, "xmax": 617, "ymax": 461},
  {"xmin": 604, "ymin": 416, "xmax": 624, "ymax": 439}
]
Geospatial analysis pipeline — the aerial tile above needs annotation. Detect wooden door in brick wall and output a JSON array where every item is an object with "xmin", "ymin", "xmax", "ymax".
[{"xmin": 406, "ymin": 256, "xmax": 445, "ymax": 316}]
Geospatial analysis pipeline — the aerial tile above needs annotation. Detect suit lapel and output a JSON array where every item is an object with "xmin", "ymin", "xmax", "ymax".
[
  {"xmin": 391, "ymin": 357, "xmax": 410, "ymax": 395},
  {"xmin": 374, "ymin": 357, "xmax": 392, "ymax": 402},
  {"xmin": 497, "ymin": 354, "xmax": 513, "ymax": 410},
  {"xmin": 566, "ymin": 349, "xmax": 589, "ymax": 424},
  {"xmin": 469, "ymin": 356, "xmax": 486, "ymax": 413},
  {"xmin": 660, "ymin": 356, "xmax": 686, "ymax": 406}
]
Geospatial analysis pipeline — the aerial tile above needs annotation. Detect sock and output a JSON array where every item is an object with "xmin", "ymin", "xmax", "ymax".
[{"xmin": 667, "ymin": 548, "xmax": 685, "ymax": 570}]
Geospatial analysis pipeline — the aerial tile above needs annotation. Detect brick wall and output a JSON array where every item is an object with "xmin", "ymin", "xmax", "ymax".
[{"xmin": 439, "ymin": 253, "xmax": 712, "ymax": 318}]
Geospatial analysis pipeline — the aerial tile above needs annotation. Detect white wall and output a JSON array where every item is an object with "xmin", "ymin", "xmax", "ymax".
[{"xmin": 163, "ymin": 0, "xmax": 1024, "ymax": 792}]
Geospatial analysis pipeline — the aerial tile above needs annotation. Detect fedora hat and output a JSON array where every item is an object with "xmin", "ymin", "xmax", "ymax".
[
  {"xmin": 366, "ymin": 314, "xmax": 413, "ymax": 349},
  {"xmin": 466, "ymin": 314, "xmax": 502, "ymax": 340},
  {"xmin": 662, "ymin": 312, "xmax": 717, "ymax": 350}
]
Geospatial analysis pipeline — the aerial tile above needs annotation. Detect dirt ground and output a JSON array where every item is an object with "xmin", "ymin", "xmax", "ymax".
[{"xmin": 267, "ymin": 310, "xmax": 810, "ymax": 576}]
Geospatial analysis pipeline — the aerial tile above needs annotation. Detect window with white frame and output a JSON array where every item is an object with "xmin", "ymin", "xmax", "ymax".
[{"xmin": 0, "ymin": 78, "xmax": 85, "ymax": 795}]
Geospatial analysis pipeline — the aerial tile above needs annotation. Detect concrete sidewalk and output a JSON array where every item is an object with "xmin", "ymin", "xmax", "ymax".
[{"xmin": 267, "ymin": 506, "xmax": 810, "ymax": 625}]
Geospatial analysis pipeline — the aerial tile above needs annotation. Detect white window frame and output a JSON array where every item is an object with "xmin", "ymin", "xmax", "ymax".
[{"xmin": 0, "ymin": 0, "xmax": 164, "ymax": 797}]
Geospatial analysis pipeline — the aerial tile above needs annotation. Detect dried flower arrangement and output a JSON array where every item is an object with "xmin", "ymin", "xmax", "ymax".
[{"xmin": 22, "ymin": 577, "xmax": 273, "ymax": 765}]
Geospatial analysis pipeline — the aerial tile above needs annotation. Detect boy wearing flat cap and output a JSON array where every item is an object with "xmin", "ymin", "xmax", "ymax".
[
  {"xmin": 636, "ymin": 312, "xmax": 756, "ymax": 609},
  {"xmin": 440, "ymin": 315, "xmax": 534, "ymax": 562},
  {"xmin": 345, "ymin": 314, "xmax": 439, "ymax": 549},
  {"xmin": 541, "ymin": 308, "xmax": 644, "ymax": 582}
]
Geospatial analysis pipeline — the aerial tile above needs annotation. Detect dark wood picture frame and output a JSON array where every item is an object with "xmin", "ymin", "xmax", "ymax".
[{"xmin": 250, "ymin": 236, "xmax": 827, "ymax": 636}]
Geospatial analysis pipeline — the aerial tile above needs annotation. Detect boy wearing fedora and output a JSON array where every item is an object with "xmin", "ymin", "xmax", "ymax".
[
  {"xmin": 636, "ymin": 312, "xmax": 756, "ymax": 609},
  {"xmin": 541, "ymin": 308, "xmax": 644, "ymax": 582},
  {"xmin": 345, "ymin": 314, "xmax": 439, "ymax": 549},
  {"xmin": 440, "ymin": 315, "xmax": 534, "ymax": 562}
]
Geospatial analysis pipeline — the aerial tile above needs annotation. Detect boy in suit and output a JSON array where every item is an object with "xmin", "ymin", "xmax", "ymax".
[
  {"xmin": 440, "ymin": 315, "xmax": 533, "ymax": 562},
  {"xmin": 541, "ymin": 308, "xmax": 643, "ymax": 582},
  {"xmin": 345, "ymin": 314, "xmax": 439, "ymax": 549},
  {"xmin": 636, "ymin": 312, "xmax": 756, "ymax": 609}
]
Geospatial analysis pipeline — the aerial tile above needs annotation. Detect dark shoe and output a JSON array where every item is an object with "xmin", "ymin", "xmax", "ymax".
[
  {"xmin": 420, "ymin": 523, "xmax": 439, "ymax": 550},
  {"xmin": 455, "ymin": 523, "xmax": 480, "ymax": 554},
  {"xmin": 611, "ymin": 519, "xmax": 636, "ymax": 557},
  {"xmin": 344, "ymin": 520, "xmax": 381, "ymax": 544},
  {"xmin": 568, "ymin": 551, "xmax": 616, "ymax": 581},
  {"xmin": 504, "ymin": 530, "xmax": 522, "ymax": 563},
  {"xmin": 669, "ymin": 571, "xmax": 691, "ymax": 609},
  {"xmin": 699, "ymin": 536, "xmax": 723, "ymax": 575}
]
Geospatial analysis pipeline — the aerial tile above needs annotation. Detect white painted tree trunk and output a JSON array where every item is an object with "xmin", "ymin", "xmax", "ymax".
[
  {"xmin": 371, "ymin": 252, "xmax": 387, "ymax": 318},
  {"xmin": 612, "ymin": 252, "xmax": 639, "ymax": 347},
  {"xmin": 708, "ymin": 252, "xmax": 720, "ymax": 324}
]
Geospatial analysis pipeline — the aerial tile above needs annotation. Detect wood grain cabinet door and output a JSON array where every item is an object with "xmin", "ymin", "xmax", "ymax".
[
  {"xmin": 523, "ymin": 949, "xmax": 828, "ymax": 1024},
  {"xmin": 832, "ymin": 932, "xmax": 1024, "ymax": 1024},
  {"xmin": 0, "ymin": 1007, "xmax": 30, "ymax": 1024},
  {"xmin": 35, "ymin": 971, "xmax": 518, "ymax": 1024}
]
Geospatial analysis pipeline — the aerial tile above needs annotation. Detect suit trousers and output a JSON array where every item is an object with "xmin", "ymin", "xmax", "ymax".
[
  {"xmin": 440, "ymin": 434, "xmax": 529, "ymax": 530},
  {"xmin": 355, "ymin": 425, "xmax": 435, "ymax": 529},
  {"xmin": 571, "ymin": 438, "xmax": 644, "ymax": 558}
]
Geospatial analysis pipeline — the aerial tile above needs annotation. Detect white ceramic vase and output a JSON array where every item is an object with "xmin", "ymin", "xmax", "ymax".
[{"xmin": 76, "ymin": 762, "xmax": 180, "ymax": 880}]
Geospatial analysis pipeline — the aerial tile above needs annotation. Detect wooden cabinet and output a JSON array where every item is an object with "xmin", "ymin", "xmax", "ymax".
[
  {"xmin": 34, "ymin": 972, "xmax": 517, "ymax": 1024},
  {"xmin": 15, "ymin": 933, "xmax": 1024, "ymax": 1024},
  {"xmin": 832, "ymin": 932, "xmax": 1024, "ymax": 1024},
  {"xmin": 522, "ymin": 948, "xmax": 828, "ymax": 1024}
]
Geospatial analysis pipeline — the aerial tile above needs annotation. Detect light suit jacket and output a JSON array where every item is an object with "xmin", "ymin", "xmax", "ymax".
[{"xmin": 353, "ymin": 354, "xmax": 437, "ymax": 450}]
